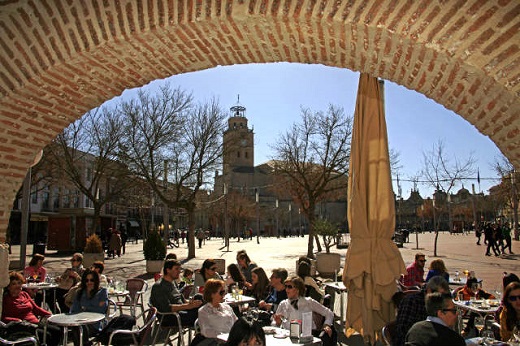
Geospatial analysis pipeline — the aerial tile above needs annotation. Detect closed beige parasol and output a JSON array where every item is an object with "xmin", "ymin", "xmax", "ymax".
[{"xmin": 342, "ymin": 73, "xmax": 406, "ymax": 343}]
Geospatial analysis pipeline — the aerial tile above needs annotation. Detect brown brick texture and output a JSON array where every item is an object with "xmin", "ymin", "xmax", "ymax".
[{"xmin": 0, "ymin": 0, "xmax": 519, "ymax": 241}]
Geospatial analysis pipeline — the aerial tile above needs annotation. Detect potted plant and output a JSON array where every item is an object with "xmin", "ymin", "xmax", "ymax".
[
  {"xmin": 83, "ymin": 233, "xmax": 104, "ymax": 267},
  {"xmin": 143, "ymin": 230, "xmax": 166, "ymax": 273},
  {"xmin": 313, "ymin": 218, "xmax": 341, "ymax": 278}
]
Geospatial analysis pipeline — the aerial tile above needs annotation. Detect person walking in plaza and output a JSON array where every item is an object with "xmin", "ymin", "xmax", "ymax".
[
  {"xmin": 484, "ymin": 223, "xmax": 500, "ymax": 256},
  {"xmin": 503, "ymin": 223, "xmax": 514, "ymax": 254},
  {"xmin": 401, "ymin": 253, "xmax": 426, "ymax": 288},
  {"xmin": 405, "ymin": 292, "xmax": 465, "ymax": 346},
  {"xmin": 108, "ymin": 228, "xmax": 122, "ymax": 258},
  {"xmin": 196, "ymin": 229, "xmax": 205, "ymax": 249}
]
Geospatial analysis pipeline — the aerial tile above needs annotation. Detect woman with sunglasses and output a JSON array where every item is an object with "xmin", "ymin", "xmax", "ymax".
[
  {"xmin": 55, "ymin": 253, "xmax": 85, "ymax": 313},
  {"xmin": 274, "ymin": 276, "xmax": 336, "ymax": 346},
  {"xmin": 500, "ymin": 281, "xmax": 520, "ymax": 341},
  {"xmin": 70, "ymin": 269, "xmax": 108, "ymax": 344},
  {"xmin": 197, "ymin": 279, "xmax": 238, "ymax": 342},
  {"xmin": 194, "ymin": 259, "xmax": 223, "ymax": 289}
]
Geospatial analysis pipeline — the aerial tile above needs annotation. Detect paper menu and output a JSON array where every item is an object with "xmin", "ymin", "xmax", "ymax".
[{"xmin": 301, "ymin": 312, "xmax": 312, "ymax": 338}]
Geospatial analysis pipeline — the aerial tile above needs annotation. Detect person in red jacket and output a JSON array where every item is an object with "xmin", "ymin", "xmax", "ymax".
[{"xmin": 1, "ymin": 271, "xmax": 61, "ymax": 346}]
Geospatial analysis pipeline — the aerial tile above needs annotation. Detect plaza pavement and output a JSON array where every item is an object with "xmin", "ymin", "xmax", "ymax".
[{"xmin": 6, "ymin": 232, "xmax": 519, "ymax": 345}]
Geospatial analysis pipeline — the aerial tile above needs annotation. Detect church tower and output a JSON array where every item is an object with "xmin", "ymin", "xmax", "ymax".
[{"xmin": 223, "ymin": 99, "xmax": 254, "ymax": 176}]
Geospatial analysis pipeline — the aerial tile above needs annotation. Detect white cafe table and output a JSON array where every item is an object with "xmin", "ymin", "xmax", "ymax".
[
  {"xmin": 47, "ymin": 312, "xmax": 105, "ymax": 346},
  {"xmin": 23, "ymin": 282, "xmax": 57, "ymax": 309},
  {"xmin": 218, "ymin": 327, "xmax": 322, "ymax": 346},
  {"xmin": 224, "ymin": 293, "xmax": 256, "ymax": 307}
]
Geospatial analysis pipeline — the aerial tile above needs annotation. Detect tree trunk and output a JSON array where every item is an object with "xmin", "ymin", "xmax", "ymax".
[
  {"xmin": 314, "ymin": 234, "xmax": 322, "ymax": 252},
  {"xmin": 188, "ymin": 210, "xmax": 196, "ymax": 259},
  {"xmin": 433, "ymin": 230, "xmax": 439, "ymax": 257},
  {"xmin": 306, "ymin": 212, "xmax": 315, "ymax": 258}
]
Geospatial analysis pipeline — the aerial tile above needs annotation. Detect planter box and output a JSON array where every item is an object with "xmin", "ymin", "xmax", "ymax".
[
  {"xmin": 146, "ymin": 260, "xmax": 164, "ymax": 274},
  {"xmin": 83, "ymin": 252, "xmax": 104, "ymax": 267},
  {"xmin": 315, "ymin": 252, "xmax": 341, "ymax": 278}
]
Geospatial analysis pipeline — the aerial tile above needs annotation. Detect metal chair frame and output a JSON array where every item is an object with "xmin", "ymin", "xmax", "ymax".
[
  {"xmin": 116, "ymin": 278, "xmax": 148, "ymax": 320},
  {"xmin": 151, "ymin": 310, "xmax": 194, "ymax": 346},
  {"xmin": 107, "ymin": 307, "xmax": 157, "ymax": 346}
]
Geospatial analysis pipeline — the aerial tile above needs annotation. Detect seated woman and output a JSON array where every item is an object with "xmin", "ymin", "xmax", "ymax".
[
  {"xmin": 23, "ymin": 253, "xmax": 48, "ymax": 307},
  {"xmin": 236, "ymin": 251, "xmax": 257, "ymax": 284},
  {"xmin": 197, "ymin": 279, "xmax": 238, "ymax": 343},
  {"xmin": 499, "ymin": 281, "xmax": 520, "ymax": 341},
  {"xmin": 274, "ymin": 276, "xmax": 336, "ymax": 346},
  {"xmin": 226, "ymin": 263, "xmax": 247, "ymax": 292},
  {"xmin": 226, "ymin": 317, "xmax": 266, "ymax": 346},
  {"xmin": 297, "ymin": 261, "xmax": 324, "ymax": 301},
  {"xmin": 1, "ymin": 271, "xmax": 61, "ymax": 346},
  {"xmin": 70, "ymin": 269, "xmax": 108, "ymax": 344},
  {"xmin": 194, "ymin": 259, "xmax": 223, "ymax": 289},
  {"xmin": 425, "ymin": 259, "xmax": 449, "ymax": 282},
  {"xmin": 55, "ymin": 253, "xmax": 85, "ymax": 313},
  {"xmin": 247, "ymin": 267, "xmax": 270, "ymax": 304}
]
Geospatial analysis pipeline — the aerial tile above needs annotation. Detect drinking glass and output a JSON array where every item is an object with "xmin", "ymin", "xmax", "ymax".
[
  {"xmin": 474, "ymin": 316, "xmax": 485, "ymax": 334},
  {"xmin": 481, "ymin": 329, "xmax": 494, "ymax": 345}
]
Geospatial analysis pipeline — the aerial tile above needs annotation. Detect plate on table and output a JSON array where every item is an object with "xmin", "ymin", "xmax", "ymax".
[{"xmin": 262, "ymin": 326, "xmax": 277, "ymax": 334}]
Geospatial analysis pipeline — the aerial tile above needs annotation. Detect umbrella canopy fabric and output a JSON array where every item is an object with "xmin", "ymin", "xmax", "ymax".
[{"xmin": 342, "ymin": 73, "xmax": 406, "ymax": 342}]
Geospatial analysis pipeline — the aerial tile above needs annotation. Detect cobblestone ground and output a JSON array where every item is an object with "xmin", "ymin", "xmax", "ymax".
[{"xmin": 6, "ymin": 232, "xmax": 519, "ymax": 345}]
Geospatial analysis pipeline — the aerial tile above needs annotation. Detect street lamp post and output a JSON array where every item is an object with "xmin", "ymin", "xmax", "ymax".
[
  {"xmin": 298, "ymin": 208, "xmax": 302, "ymax": 237},
  {"xmin": 288, "ymin": 203, "xmax": 292, "ymax": 236},
  {"xmin": 163, "ymin": 160, "xmax": 169, "ymax": 245},
  {"xmin": 224, "ymin": 183, "xmax": 229, "ymax": 251},
  {"xmin": 275, "ymin": 199, "xmax": 279, "ymax": 238},
  {"xmin": 255, "ymin": 188, "xmax": 260, "ymax": 244}
]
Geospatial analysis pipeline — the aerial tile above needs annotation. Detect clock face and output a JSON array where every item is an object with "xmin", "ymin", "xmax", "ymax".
[{"xmin": 241, "ymin": 139, "xmax": 248, "ymax": 146}]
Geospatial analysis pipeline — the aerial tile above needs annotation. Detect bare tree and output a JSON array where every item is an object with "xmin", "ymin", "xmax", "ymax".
[
  {"xmin": 421, "ymin": 139, "xmax": 476, "ymax": 255},
  {"xmin": 271, "ymin": 105, "xmax": 352, "ymax": 258},
  {"xmin": 491, "ymin": 155, "xmax": 519, "ymax": 240},
  {"xmin": 118, "ymin": 84, "xmax": 227, "ymax": 259},
  {"xmin": 45, "ymin": 107, "xmax": 135, "ymax": 234}
]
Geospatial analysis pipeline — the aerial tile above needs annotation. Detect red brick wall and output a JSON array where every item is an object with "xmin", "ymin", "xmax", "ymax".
[{"xmin": 0, "ymin": 0, "xmax": 518, "ymax": 241}]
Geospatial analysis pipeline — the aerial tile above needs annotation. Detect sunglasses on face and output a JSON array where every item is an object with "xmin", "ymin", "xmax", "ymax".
[
  {"xmin": 209, "ymin": 267, "xmax": 217, "ymax": 271},
  {"xmin": 442, "ymin": 308, "xmax": 457, "ymax": 314},
  {"xmin": 418, "ymin": 259, "xmax": 426, "ymax": 263},
  {"xmin": 71, "ymin": 259, "xmax": 79, "ymax": 262},
  {"xmin": 508, "ymin": 295, "xmax": 520, "ymax": 302},
  {"xmin": 285, "ymin": 285, "xmax": 294, "ymax": 289}
]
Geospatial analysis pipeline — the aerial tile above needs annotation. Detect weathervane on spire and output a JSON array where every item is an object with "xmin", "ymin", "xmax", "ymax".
[{"xmin": 230, "ymin": 94, "xmax": 246, "ymax": 117}]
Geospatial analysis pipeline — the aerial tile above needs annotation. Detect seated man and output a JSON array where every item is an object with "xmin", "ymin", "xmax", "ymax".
[
  {"xmin": 405, "ymin": 292, "xmax": 465, "ymax": 346},
  {"xmin": 258, "ymin": 268, "xmax": 288, "ymax": 312},
  {"xmin": 394, "ymin": 276, "xmax": 450, "ymax": 346},
  {"xmin": 150, "ymin": 259, "xmax": 202, "ymax": 327},
  {"xmin": 401, "ymin": 253, "xmax": 426, "ymax": 288}
]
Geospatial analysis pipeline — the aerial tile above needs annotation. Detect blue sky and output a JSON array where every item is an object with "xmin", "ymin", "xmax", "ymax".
[{"xmin": 108, "ymin": 63, "xmax": 504, "ymax": 198}]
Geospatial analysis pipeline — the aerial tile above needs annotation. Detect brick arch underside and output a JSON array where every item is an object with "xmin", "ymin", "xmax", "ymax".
[{"xmin": 0, "ymin": 1, "xmax": 519, "ymax": 241}]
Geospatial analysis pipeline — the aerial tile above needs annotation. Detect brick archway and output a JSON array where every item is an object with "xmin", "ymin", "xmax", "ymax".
[{"xmin": 0, "ymin": 1, "xmax": 518, "ymax": 240}]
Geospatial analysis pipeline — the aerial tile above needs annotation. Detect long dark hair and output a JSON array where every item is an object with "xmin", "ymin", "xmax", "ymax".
[
  {"xmin": 77, "ymin": 269, "xmax": 100, "ymax": 300},
  {"xmin": 226, "ymin": 317, "xmax": 265, "ymax": 346},
  {"xmin": 28, "ymin": 253, "xmax": 44, "ymax": 267},
  {"xmin": 251, "ymin": 267, "xmax": 269, "ymax": 300},
  {"xmin": 503, "ymin": 281, "xmax": 520, "ymax": 331},
  {"xmin": 227, "ymin": 263, "xmax": 246, "ymax": 285},
  {"xmin": 201, "ymin": 259, "xmax": 217, "ymax": 280}
]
